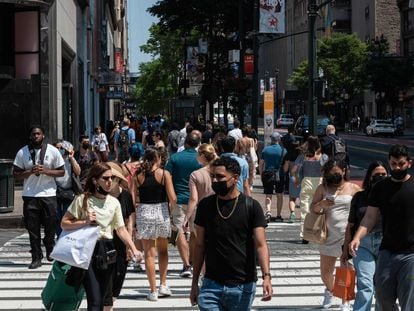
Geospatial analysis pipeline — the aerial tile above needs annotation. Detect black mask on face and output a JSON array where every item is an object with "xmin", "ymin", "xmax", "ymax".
[
  {"xmin": 96, "ymin": 184, "xmax": 109, "ymax": 196},
  {"xmin": 325, "ymin": 173, "xmax": 343, "ymax": 185},
  {"xmin": 371, "ymin": 174, "xmax": 386, "ymax": 185},
  {"xmin": 390, "ymin": 169, "xmax": 408, "ymax": 181},
  {"xmin": 212, "ymin": 180, "xmax": 234, "ymax": 196},
  {"xmin": 82, "ymin": 143, "xmax": 90, "ymax": 149}
]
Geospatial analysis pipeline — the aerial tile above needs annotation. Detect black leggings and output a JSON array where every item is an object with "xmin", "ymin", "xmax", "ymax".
[{"xmin": 83, "ymin": 242, "xmax": 115, "ymax": 311}]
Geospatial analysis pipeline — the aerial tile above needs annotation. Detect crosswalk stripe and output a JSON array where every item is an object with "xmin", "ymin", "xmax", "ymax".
[{"xmin": 0, "ymin": 223, "xmax": 361, "ymax": 310}]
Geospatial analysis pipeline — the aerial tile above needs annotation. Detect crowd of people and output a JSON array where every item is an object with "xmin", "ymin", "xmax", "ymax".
[{"xmin": 11, "ymin": 117, "xmax": 414, "ymax": 310}]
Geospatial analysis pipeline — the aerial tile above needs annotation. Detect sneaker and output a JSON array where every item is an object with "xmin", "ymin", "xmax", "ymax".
[
  {"xmin": 322, "ymin": 288, "xmax": 334, "ymax": 309},
  {"xmin": 274, "ymin": 216, "xmax": 283, "ymax": 222},
  {"xmin": 28, "ymin": 259, "xmax": 42, "ymax": 269},
  {"xmin": 287, "ymin": 212, "xmax": 296, "ymax": 223},
  {"xmin": 146, "ymin": 291, "xmax": 158, "ymax": 301},
  {"xmin": 133, "ymin": 263, "xmax": 144, "ymax": 273},
  {"xmin": 46, "ymin": 249, "xmax": 54, "ymax": 262},
  {"xmin": 340, "ymin": 302, "xmax": 351, "ymax": 311},
  {"xmin": 265, "ymin": 212, "xmax": 272, "ymax": 223},
  {"xmin": 180, "ymin": 265, "xmax": 193, "ymax": 278},
  {"xmin": 159, "ymin": 285, "xmax": 172, "ymax": 297}
]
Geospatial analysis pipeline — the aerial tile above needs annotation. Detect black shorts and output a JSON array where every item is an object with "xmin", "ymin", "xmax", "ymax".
[{"xmin": 262, "ymin": 179, "xmax": 284, "ymax": 194}]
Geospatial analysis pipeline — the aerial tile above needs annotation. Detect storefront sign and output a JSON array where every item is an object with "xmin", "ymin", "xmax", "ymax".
[{"xmin": 264, "ymin": 91, "xmax": 274, "ymax": 146}]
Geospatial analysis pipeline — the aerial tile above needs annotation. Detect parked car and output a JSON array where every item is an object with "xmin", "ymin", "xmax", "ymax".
[
  {"xmin": 365, "ymin": 119, "xmax": 395, "ymax": 137},
  {"xmin": 293, "ymin": 115, "xmax": 331, "ymax": 137},
  {"xmin": 276, "ymin": 114, "xmax": 294, "ymax": 128}
]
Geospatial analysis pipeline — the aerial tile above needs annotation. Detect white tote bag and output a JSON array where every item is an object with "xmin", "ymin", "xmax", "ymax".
[{"xmin": 51, "ymin": 225, "xmax": 100, "ymax": 270}]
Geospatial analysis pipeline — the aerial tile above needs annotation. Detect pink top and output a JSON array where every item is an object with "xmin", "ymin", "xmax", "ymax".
[{"xmin": 189, "ymin": 166, "xmax": 214, "ymax": 201}]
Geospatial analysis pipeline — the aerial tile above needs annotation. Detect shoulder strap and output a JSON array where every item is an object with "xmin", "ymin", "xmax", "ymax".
[{"xmin": 39, "ymin": 144, "xmax": 47, "ymax": 165}]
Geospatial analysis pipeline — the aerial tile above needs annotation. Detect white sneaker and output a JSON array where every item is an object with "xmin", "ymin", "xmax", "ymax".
[
  {"xmin": 146, "ymin": 291, "xmax": 158, "ymax": 301},
  {"xmin": 158, "ymin": 285, "xmax": 172, "ymax": 297},
  {"xmin": 322, "ymin": 288, "xmax": 334, "ymax": 309},
  {"xmin": 340, "ymin": 302, "xmax": 351, "ymax": 311}
]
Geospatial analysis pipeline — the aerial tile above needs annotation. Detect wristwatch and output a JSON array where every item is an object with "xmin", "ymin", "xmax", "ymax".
[{"xmin": 262, "ymin": 272, "xmax": 272, "ymax": 280}]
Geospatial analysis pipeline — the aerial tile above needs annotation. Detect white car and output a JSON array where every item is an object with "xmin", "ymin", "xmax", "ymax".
[
  {"xmin": 276, "ymin": 114, "xmax": 294, "ymax": 128},
  {"xmin": 365, "ymin": 119, "xmax": 395, "ymax": 137}
]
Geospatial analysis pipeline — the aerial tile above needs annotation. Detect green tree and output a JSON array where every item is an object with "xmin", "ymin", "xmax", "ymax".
[
  {"xmin": 289, "ymin": 33, "xmax": 368, "ymax": 99},
  {"xmin": 133, "ymin": 24, "xmax": 182, "ymax": 114},
  {"xmin": 366, "ymin": 36, "xmax": 414, "ymax": 117},
  {"xmin": 288, "ymin": 60, "xmax": 308, "ymax": 90},
  {"xmin": 317, "ymin": 33, "xmax": 368, "ymax": 99},
  {"xmin": 134, "ymin": 59, "xmax": 175, "ymax": 114}
]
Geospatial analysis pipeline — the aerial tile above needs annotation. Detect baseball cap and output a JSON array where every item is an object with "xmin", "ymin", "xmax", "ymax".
[{"xmin": 270, "ymin": 132, "xmax": 281, "ymax": 141}]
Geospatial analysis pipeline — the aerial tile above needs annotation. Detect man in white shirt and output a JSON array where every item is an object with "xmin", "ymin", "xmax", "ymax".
[
  {"xmin": 228, "ymin": 120, "xmax": 243, "ymax": 142},
  {"xmin": 13, "ymin": 125, "xmax": 65, "ymax": 269}
]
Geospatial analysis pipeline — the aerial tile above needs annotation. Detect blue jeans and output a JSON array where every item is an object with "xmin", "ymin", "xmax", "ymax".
[
  {"xmin": 352, "ymin": 232, "xmax": 382, "ymax": 311},
  {"xmin": 198, "ymin": 278, "xmax": 256, "ymax": 311},
  {"xmin": 56, "ymin": 199, "xmax": 71, "ymax": 237},
  {"xmin": 375, "ymin": 250, "xmax": 414, "ymax": 311}
]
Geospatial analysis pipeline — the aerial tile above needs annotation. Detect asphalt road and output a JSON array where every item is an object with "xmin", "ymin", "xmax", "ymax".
[{"xmin": 342, "ymin": 133, "xmax": 414, "ymax": 175}]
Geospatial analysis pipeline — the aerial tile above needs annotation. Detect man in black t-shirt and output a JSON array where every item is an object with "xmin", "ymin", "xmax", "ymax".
[
  {"xmin": 190, "ymin": 157, "xmax": 273, "ymax": 310},
  {"xmin": 350, "ymin": 145, "xmax": 414, "ymax": 310}
]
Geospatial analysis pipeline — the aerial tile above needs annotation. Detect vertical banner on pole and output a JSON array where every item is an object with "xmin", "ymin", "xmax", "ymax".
[{"xmin": 264, "ymin": 91, "xmax": 274, "ymax": 146}]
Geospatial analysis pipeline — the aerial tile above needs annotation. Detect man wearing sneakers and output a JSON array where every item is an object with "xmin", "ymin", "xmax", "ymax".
[
  {"xmin": 13, "ymin": 125, "xmax": 65, "ymax": 269},
  {"xmin": 166, "ymin": 134, "xmax": 202, "ymax": 277},
  {"xmin": 259, "ymin": 132, "xmax": 288, "ymax": 222}
]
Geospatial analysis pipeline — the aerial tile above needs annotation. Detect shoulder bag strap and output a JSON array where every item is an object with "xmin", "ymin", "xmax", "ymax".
[{"xmin": 39, "ymin": 143, "xmax": 47, "ymax": 165}]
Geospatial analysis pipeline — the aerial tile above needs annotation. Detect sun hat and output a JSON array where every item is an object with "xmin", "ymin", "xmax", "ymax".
[{"xmin": 106, "ymin": 162, "xmax": 129, "ymax": 188}]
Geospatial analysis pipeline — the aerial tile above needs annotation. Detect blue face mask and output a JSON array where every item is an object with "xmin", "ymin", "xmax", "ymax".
[{"xmin": 59, "ymin": 149, "xmax": 66, "ymax": 156}]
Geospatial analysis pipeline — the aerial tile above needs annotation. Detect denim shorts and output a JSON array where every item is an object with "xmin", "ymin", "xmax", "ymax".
[{"xmin": 198, "ymin": 278, "xmax": 256, "ymax": 311}]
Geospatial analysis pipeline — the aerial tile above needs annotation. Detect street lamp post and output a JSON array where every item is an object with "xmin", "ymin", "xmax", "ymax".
[{"xmin": 307, "ymin": 0, "xmax": 335, "ymax": 136}]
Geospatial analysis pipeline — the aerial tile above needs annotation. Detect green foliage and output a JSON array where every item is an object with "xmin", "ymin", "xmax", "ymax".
[
  {"xmin": 289, "ymin": 33, "xmax": 368, "ymax": 99},
  {"xmin": 317, "ymin": 33, "xmax": 368, "ymax": 98},
  {"xmin": 132, "ymin": 24, "xmax": 181, "ymax": 114},
  {"xmin": 288, "ymin": 60, "xmax": 308, "ymax": 90},
  {"xmin": 134, "ymin": 59, "xmax": 175, "ymax": 114},
  {"xmin": 366, "ymin": 36, "xmax": 414, "ymax": 98}
]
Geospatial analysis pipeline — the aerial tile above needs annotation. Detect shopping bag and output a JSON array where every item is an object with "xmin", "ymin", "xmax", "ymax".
[
  {"xmin": 303, "ymin": 212, "xmax": 327, "ymax": 244},
  {"xmin": 332, "ymin": 266, "xmax": 356, "ymax": 301},
  {"xmin": 50, "ymin": 225, "xmax": 100, "ymax": 270},
  {"xmin": 41, "ymin": 261, "xmax": 85, "ymax": 311}
]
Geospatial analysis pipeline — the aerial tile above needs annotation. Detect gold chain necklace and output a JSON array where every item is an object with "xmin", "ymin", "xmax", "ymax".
[{"xmin": 216, "ymin": 195, "xmax": 239, "ymax": 220}]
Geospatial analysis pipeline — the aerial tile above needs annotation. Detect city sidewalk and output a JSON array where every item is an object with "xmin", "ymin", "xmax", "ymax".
[{"xmin": 0, "ymin": 170, "xmax": 366, "ymax": 229}]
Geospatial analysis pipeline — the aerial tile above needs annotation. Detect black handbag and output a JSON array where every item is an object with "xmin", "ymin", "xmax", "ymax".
[
  {"xmin": 262, "ymin": 169, "xmax": 280, "ymax": 183},
  {"xmin": 94, "ymin": 240, "xmax": 117, "ymax": 270},
  {"xmin": 56, "ymin": 186, "xmax": 76, "ymax": 201}
]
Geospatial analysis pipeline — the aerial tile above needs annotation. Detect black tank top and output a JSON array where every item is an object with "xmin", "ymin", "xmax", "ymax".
[{"xmin": 138, "ymin": 170, "xmax": 167, "ymax": 204}]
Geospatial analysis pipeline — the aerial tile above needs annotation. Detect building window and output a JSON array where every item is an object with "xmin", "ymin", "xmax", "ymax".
[
  {"xmin": 365, "ymin": 6, "xmax": 369, "ymax": 20},
  {"xmin": 14, "ymin": 11, "xmax": 39, "ymax": 79}
]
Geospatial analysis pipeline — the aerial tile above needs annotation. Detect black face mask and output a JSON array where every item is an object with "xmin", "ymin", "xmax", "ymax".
[
  {"xmin": 371, "ymin": 175, "xmax": 386, "ymax": 185},
  {"xmin": 212, "ymin": 180, "xmax": 233, "ymax": 196},
  {"xmin": 82, "ymin": 143, "xmax": 90, "ymax": 149},
  {"xmin": 96, "ymin": 185, "xmax": 109, "ymax": 196},
  {"xmin": 325, "ymin": 173, "xmax": 343, "ymax": 185},
  {"xmin": 390, "ymin": 169, "xmax": 408, "ymax": 181}
]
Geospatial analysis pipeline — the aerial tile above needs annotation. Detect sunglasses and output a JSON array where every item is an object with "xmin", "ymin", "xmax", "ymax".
[{"xmin": 101, "ymin": 176, "xmax": 115, "ymax": 181}]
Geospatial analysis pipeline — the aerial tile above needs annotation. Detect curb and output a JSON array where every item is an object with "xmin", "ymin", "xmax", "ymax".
[{"xmin": 0, "ymin": 215, "xmax": 24, "ymax": 229}]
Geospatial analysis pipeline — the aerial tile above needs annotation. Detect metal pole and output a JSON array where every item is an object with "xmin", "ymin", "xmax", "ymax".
[
  {"xmin": 308, "ymin": 0, "xmax": 318, "ymax": 136},
  {"xmin": 251, "ymin": 0, "xmax": 259, "ymax": 131}
]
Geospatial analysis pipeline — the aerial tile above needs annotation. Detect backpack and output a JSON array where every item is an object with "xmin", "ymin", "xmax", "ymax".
[
  {"xmin": 329, "ymin": 136, "xmax": 348, "ymax": 163},
  {"xmin": 170, "ymin": 130, "xmax": 181, "ymax": 150},
  {"xmin": 118, "ymin": 128, "xmax": 130, "ymax": 149}
]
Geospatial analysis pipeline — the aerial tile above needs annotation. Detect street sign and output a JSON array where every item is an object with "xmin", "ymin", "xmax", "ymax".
[
  {"xmin": 264, "ymin": 91, "xmax": 274, "ymax": 146},
  {"xmin": 106, "ymin": 91, "xmax": 124, "ymax": 99}
]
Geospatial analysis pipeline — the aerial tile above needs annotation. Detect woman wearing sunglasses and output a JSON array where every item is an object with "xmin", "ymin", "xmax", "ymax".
[{"xmin": 61, "ymin": 162, "xmax": 142, "ymax": 311}]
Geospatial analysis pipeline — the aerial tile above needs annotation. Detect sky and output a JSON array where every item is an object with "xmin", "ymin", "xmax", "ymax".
[{"xmin": 127, "ymin": 0, "xmax": 158, "ymax": 73}]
